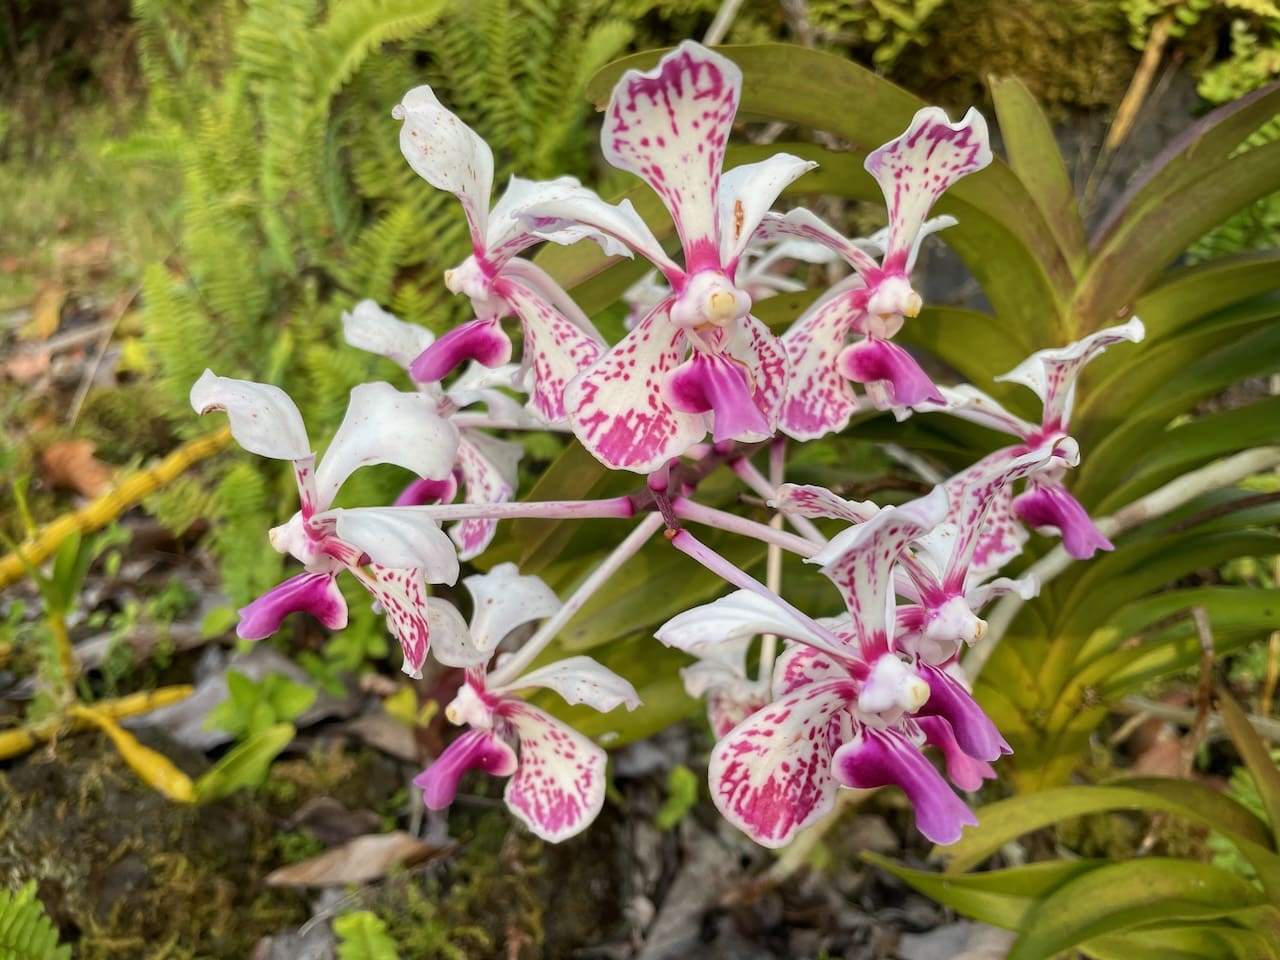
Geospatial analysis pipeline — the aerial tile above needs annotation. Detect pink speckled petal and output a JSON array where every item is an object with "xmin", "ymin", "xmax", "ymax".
[
  {"xmin": 915, "ymin": 716, "xmax": 997, "ymax": 792},
  {"xmin": 996, "ymin": 317, "xmax": 1145, "ymax": 432},
  {"xmin": 668, "ymin": 351, "xmax": 769, "ymax": 443},
  {"xmin": 394, "ymin": 85, "xmax": 493, "ymax": 249},
  {"xmin": 415, "ymin": 729, "xmax": 518, "ymax": 809},
  {"xmin": 838, "ymin": 337, "xmax": 943, "ymax": 409},
  {"xmin": 409, "ymin": 317, "xmax": 513, "ymax": 384},
  {"xmin": 1014, "ymin": 479, "xmax": 1113, "ymax": 559},
  {"xmin": 497, "ymin": 277, "xmax": 604, "ymax": 424},
  {"xmin": 501, "ymin": 701, "xmax": 608, "ymax": 842},
  {"xmin": 706, "ymin": 687, "xmax": 767, "ymax": 739},
  {"xmin": 565, "ymin": 300, "xmax": 705, "ymax": 473},
  {"xmin": 190, "ymin": 370, "xmax": 311, "ymax": 462},
  {"xmin": 523, "ymin": 193, "xmax": 681, "ymax": 281},
  {"xmin": 709, "ymin": 679, "xmax": 853, "ymax": 848},
  {"xmin": 970, "ymin": 483, "xmax": 1028, "ymax": 577},
  {"xmin": 236, "ymin": 572, "xmax": 347, "ymax": 640},
  {"xmin": 330, "ymin": 507, "xmax": 460, "ymax": 583},
  {"xmin": 603, "ymin": 41, "xmax": 740, "ymax": 271},
  {"xmin": 352, "ymin": 563, "xmax": 433, "ymax": 679},
  {"xmin": 865, "ymin": 107, "xmax": 992, "ymax": 273},
  {"xmin": 810, "ymin": 487, "xmax": 949, "ymax": 658},
  {"xmin": 485, "ymin": 175, "xmax": 620, "ymax": 264},
  {"xmin": 342, "ymin": 300, "xmax": 435, "ymax": 372},
  {"xmin": 777, "ymin": 290, "xmax": 865, "ymax": 440},
  {"xmin": 450, "ymin": 432, "xmax": 521, "ymax": 560},
  {"xmin": 506, "ymin": 655, "xmax": 641, "ymax": 713},
  {"xmin": 773, "ymin": 483, "xmax": 878, "ymax": 524},
  {"xmin": 717, "ymin": 154, "xmax": 817, "ymax": 269},
  {"xmin": 915, "ymin": 662, "xmax": 1010, "ymax": 761},
  {"xmin": 770, "ymin": 644, "xmax": 854, "ymax": 698},
  {"xmin": 753, "ymin": 208, "xmax": 882, "ymax": 278},
  {"xmin": 832, "ymin": 726, "xmax": 978, "ymax": 845}
]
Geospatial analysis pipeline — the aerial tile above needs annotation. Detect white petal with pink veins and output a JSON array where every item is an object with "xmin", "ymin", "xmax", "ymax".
[
  {"xmin": 565, "ymin": 300, "xmax": 706, "ymax": 473},
  {"xmin": 461, "ymin": 563, "xmax": 561, "ymax": 657},
  {"xmin": 603, "ymin": 41, "xmax": 740, "ymax": 270},
  {"xmin": 717, "ymin": 154, "xmax": 817, "ymax": 269},
  {"xmin": 497, "ymin": 277, "xmax": 605, "ymax": 425},
  {"xmin": 506, "ymin": 655, "xmax": 641, "ymax": 713},
  {"xmin": 771, "ymin": 644, "xmax": 855, "ymax": 697},
  {"xmin": 329, "ymin": 507, "xmax": 459, "ymax": 584},
  {"xmin": 866, "ymin": 107, "xmax": 992, "ymax": 273},
  {"xmin": 969, "ymin": 483, "xmax": 1029, "ymax": 578},
  {"xmin": 995, "ymin": 316, "xmax": 1145, "ymax": 431},
  {"xmin": 656, "ymin": 589, "xmax": 826, "ymax": 653},
  {"xmin": 190, "ymin": 370, "xmax": 311, "ymax": 462},
  {"xmin": 777, "ymin": 293, "xmax": 865, "ymax": 440},
  {"xmin": 773, "ymin": 483, "xmax": 879, "ymax": 524},
  {"xmin": 501, "ymin": 701, "xmax": 608, "ymax": 842},
  {"xmin": 709, "ymin": 680, "xmax": 853, "ymax": 848},
  {"xmin": 394, "ymin": 85, "xmax": 493, "ymax": 248},
  {"xmin": 341, "ymin": 300, "xmax": 435, "ymax": 372},
  {"xmin": 315, "ymin": 383, "xmax": 460, "ymax": 507},
  {"xmin": 351, "ymin": 564, "xmax": 434, "ymax": 678}
]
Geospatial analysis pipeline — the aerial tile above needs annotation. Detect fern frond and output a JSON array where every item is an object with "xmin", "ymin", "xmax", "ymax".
[{"xmin": 0, "ymin": 882, "xmax": 70, "ymax": 960}]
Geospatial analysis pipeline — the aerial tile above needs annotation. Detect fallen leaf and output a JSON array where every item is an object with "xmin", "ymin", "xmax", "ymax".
[
  {"xmin": 41, "ymin": 438, "xmax": 114, "ymax": 497},
  {"xmin": 20, "ymin": 282, "xmax": 67, "ymax": 341},
  {"xmin": 2, "ymin": 349, "xmax": 51, "ymax": 383},
  {"xmin": 286, "ymin": 797, "xmax": 381, "ymax": 847},
  {"xmin": 342, "ymin": 713, "xmax": 419, "ymax": 762},
  {"xmin": 265, "ymin": 831, "xmax": 449, "ymax": 887}
]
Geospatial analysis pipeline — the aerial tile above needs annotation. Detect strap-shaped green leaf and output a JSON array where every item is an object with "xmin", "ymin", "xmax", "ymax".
[
  {"xmin": 1219, "ymin": 689, "xmax": 1280, "ymax": 847},
  {"xmin": 1081, "ymin": 922, "xmax": 1280, "ymax": 960}
]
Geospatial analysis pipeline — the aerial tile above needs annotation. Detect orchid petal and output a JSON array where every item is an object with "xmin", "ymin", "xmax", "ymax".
[
  {"xmin": 668, "ymin": 351, "xmax": 770, "ymax": 443},
  {"xmin": 329, "ymin": 507, "xmax": 460, "ymax": 583},
  {"xmin": 451, "ymin": 432, "xmax": 521, "ymax": 560},
  {"xmin": 753, "ymin": 208, "xmax": 882, "ymax": 277},
  {"xmin": 916, "ymin": 383, "xmax": 1038, "ymax": 440},
  {"xmin": 777, "ymin": 292, "xmax": 863, "ymax": 440},
  {"xmin": 524, "ymin": 194, "xmax": 681, "ymax": 281},
  {"xmin": 351, "ymin": 563, "xmax": 433, "ymax": 679},
  {"xmin": 565, "ymin": 300, "xmax": 705, "ymax": 473},
  {"xmin": 964, "ymin": 573, "xmax": 1039, "ymax": 611},
  {"xmin": 393, "ymin": 475, "xmax": 459, "ymax": 508},
  {"xmin": 341, "ymin": 300, "xmax": 435, "ymax": 372},
  {"xmin": 314, "ymin": 383, "xmax": 460, "ymax": 507},
  {"xmin": 709, "ymin": 680, "xmax": 852, "ymax": 848},
  {"xmin": 773, "ymin": 483, "xmax": 878, "ymax": 524},
  {"xmin": 425, "ymin": 598, "xmax": 483, "ymax": 668},
  {"xmin": 190, "ymin": 370, "xmax": 310, "ymax": 462},
  {"xmin": 995, "ymin": 316, "xmax": 1145, "ymax": 431},
  {"xmin": 236, "ymin": 572, "xmax": 347, "ymax": 640},
  {"xmin": 915, "ymin": 662, "xmax": 1010, "ymax": 761},
  {"xmin": 602, "ymin": 41, "xmax": 740, "ymax": 271},
  {"xmin": 771, "ymin": 644, "xmax": 854, "ymax": 698},
  {"xmin": 409, "ymin": 317, "xmax": 513, "ymax": 384},
  {"xmin": 497, "ymin": 276, "xmax": 604, "ymax": 424},
  {"xmin": 705, "ymin": 687, "xmax": 767, "ymax": 739},
  {"xmin": 832, "ymin": 726, "xmax": 977, "ymax": 845},
  {"xmin": 656, "ymin": 589, "xmax": 829, "ymax": 654},
  {"xmin": 415, "ymin": 729, "xmax": 518, "ymax": 809},
  {"xmin": 865, "ymin": 107, "xmax": 992, "ymax": 273},
  {"xmin": 505, "ymin": 655, "xmax": 641, "ymax": 713},
  {"xmin": 857, "ymin": 653, "xmax": 931, "ymax": 720},
  {"xmin": 485, "ymin": 175, "xmax": 615, "ymax": 263},
  {"xmin": 970, "ymin": 484, "xmax": 1029, "ymax": 577},
  {"xmin": 718, "ymin": 154, "xmax": 817, "ymax": 268},
  {"xmin": 394, "ymin": 85, "xmax": 493, "ymax": 248},
  {"xmin": 501, "ymin": 702, "xmax": 608, "ymax": 842},
  {"xmin": 1014, "ymin": 480, "xmax": 1113, "ymax": 559},
  {"xmin": 838, "ymin": 337, "xmax": 943, "ymax": 409},
  {"xmin": 721, "ymin": 312, "xmax": 789, "ymax": 440},
  {"xmin": 915, "ymin": 716, "xmax": 997, "ymax": 792},
  {"xmin": 461, "ymin": 562, "xmax": 561, "ymax": 656}
]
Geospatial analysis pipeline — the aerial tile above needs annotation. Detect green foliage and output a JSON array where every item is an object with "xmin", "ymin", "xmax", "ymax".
[
  {"xmin": 806, "ymin": 0, "xmax": 948, "ymax": 68},
  {"xmin": 335, "ymin": 911, "xmax": 402, "ymax": 960},
  {"xmin": 204, "ymin": 670, "xmax": 317, "ymax": 738},
  {"xmin": 0, "ymin": 882, "xmax": 70, "ymax": 960},
  {"xmin": 193, "ymin": 722, "xmax": 298, "ymax": 802},
  {"xmin": 655, "ymin": 763, "xmax": 700, "ymax": 830}
]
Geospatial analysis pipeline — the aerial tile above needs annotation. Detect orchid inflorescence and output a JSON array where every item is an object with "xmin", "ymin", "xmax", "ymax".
[{"xmin": 190, "ymin": 42, "xmax": 1142, "ymax": 846}]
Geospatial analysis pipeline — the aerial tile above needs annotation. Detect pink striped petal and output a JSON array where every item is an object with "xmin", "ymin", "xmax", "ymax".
[
  {"xmin": 970, "ymin": 483, "xmax": 1028, "ymax": 577},
  {"xmin": 352, "ymin": 564, "xmax": 432, "ymax": 679},
  {"xmin": 501, "ymin": 702, "xmax": 607, "ymax": 842},
  {"xmin": 603, "ymin": 41, "xmax": 740, "ymax": 271},
  {"xmin": 1014, "ymin": 479, "xmax": 1113, "ymax": 559},
  {"xmin": 236, "ymin": 572, "xmax": 347, "ymax": 640},
  {"xmin": 709, "ymin": 680, "xmax": 853, "ymax": 848},
  {"xmin": 832, "ymin": 726, "xmax": 978, "ymax": 845},
  {"xmin": 778, "ymin": 291, "xmax": 864, "ymax": 440},
  {"xmin": 706, "ymin": 687, "xmax": 767, "ymax": 739},
  {"xmin": 565, "ymin": 300, "xmax": 704, "ymax": 473},
  {"xmin": 415, "ymin": 729, "xmax": 518, "ymax": 809},
  {"xmin": 497, "ymin": 277, "xmax": 604, "ymax": 424},
  {"xmin": 865, "ymin": 107, "xmax": 992, "ymax": 274},
  {"xmin": 838, "ymin": 337, "xmax": 943, "ymax": 409},
  {"xmin": 410, "ymin": 317, "xmax": 513, "ymax": 384},
  {"xmin": 915, "ymin": 663, "xmax": 1010, "ymax": 761},
  {"xmin": 915, "ymin": 716, "xmax": 997, "ymax": 792}
]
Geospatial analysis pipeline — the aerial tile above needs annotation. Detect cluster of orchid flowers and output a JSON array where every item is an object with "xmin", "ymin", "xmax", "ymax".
[{"xmin": 190, "ymin": 42, "xmax": 1143, "ymax": 846}]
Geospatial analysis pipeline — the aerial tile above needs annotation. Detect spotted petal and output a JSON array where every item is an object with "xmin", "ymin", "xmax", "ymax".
[
  {"xmin": 485, "ymin": 175, "xmax": 624, "ymax": 264},
  {"xmin": 394, "ymin": 85, "xmax": 493, "ymax": 249},
  {"xmin": 501, "ymin": 701, "xmax": 608, "ymax": 842},
  {"xmin": 506, "ymin": 655, "xmax": 641, "ymax": 713},
  {"xmin": 865, "ymin": 107, "xmax": 992, "ymax": 273},
  {"xmin": 190, "ymin": 370, "xmax": 311, "ymax": 462},
  {"xmin": 351, "ymin": 563, "xmax": 433, "ymax": 679},
  {"xmin": 451, "ymin": 432, "xmax": 522, "ymax": 560},
  {"xmin": 753, "ymin": 208, "xmax": 881, "ymax": 277},
  {"xmin": 777, "ymin": 291, "xmax": 863, "ymax": 440},
  {"xmin": 603, "ymin": 41, "xmax": 740, "ymax": 271},
  {"xmin": 524, "ymin": 194, "xmax": 680, "ymax": 280},
  {"xmin": 709, "ymin": 680, "xmax": 852, "ymax": 848},
  {"xmin": 771, "ymin": 643, "xmax": 854, "ymax": 698},
  {"xmin": 722, "ymin": 312, "xmax": 789, "ymax": 440},
  {"xmin": 773, "ymin": 483, "xmax": 878, "ymax": 524}
]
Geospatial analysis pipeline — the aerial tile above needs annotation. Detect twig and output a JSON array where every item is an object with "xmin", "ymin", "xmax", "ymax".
[
  {"xmin": 702, "ymin": 0, "xmax": 744, "ymax": 45},
  {"xmin": 1104, "ymin": 13, "xmax": 1172, "ymax": 153},
  {"xmin": 1183, "ymin": 607, "xmax": 1215, "ymax": 777},
  {"xmin": 1113, "ymin": 695, "xmax": 1280, "ymax": 745},
  {"xmin": 67, "ymin": 287, "xmax": 140, "ymax": 426}
]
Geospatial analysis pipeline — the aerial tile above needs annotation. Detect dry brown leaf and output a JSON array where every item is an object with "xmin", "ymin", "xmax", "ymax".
[
  {"xmin": 41, "ymin": 438, "xmax": 114, "ymax": 497},
  {"xmin": 2, "ymin": 350, "xmax": 51, "ymax": 383},
  {"xmin": 265, "ymin": 831, "xmax": 449, "ymax": 887},
  {"xmin": 20, "ymin": 283, "xmax": 67, "ymax": 341}
]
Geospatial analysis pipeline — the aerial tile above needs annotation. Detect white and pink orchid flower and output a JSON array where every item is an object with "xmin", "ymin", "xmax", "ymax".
[
  {"xmin": 525, "ymin": 42, "xmax": 813, "ymax": 472},
  {"xmin": 393, "ymin": 88, "xmax": 613, "ymax": 423},
  {"xmin": 190, "ymin": 371, "xmax": 462, "ymax": 678},
  {"xmin": 761, "ymin": 105, "xmax": 991, "ymax": 432},
  {"xmin": 415, "ymin": 564, "xmax": 640, "ymax": 842},
  {"xmin": 916, "ymin": 317, "xmax": 1145, "ymax": 559},
  {"xmin": 342, "ymin": 300, "xmax": 545, "ymax": 560}
]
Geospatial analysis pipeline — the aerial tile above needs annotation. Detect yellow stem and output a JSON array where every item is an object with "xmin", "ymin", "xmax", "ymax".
[
  {"xmin": 0, "ymin": 425, "xmax": 233, "ymax": 589},
  {"xmin": 0, "ymin": 684, "xmax": 193, "ymax": 761}
]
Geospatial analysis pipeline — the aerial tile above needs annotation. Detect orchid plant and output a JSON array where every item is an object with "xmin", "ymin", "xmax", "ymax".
[{"xmin": 191, "ymin": 41, "xmax": 1147, "ymax": 848}]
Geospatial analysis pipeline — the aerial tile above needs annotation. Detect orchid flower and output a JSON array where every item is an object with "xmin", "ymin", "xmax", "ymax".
[
  {"xmin": 190, "ymin": 371, "xmax": 462, "ymax": 677},
  {"xmin": 916, "ymin": 317, "xmax": 1145, "ymax": 559},
  {"xmin": 415, "ymin": 564, "xmax": 641, "ymax": 841},
  {"xmin": 393, "ymin": 87, "xmax": 614, "ymax": 423},
  {"xmin": 524, "ymin": 41, "xmax": 815, "ymax": 472},
  {"xmin": 761, "ymin": 104, "xmax": 991, "ymax": 434},
  {"xmin": 342, "ymin": 300, "xmax": 547, "ymax": 560}
]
